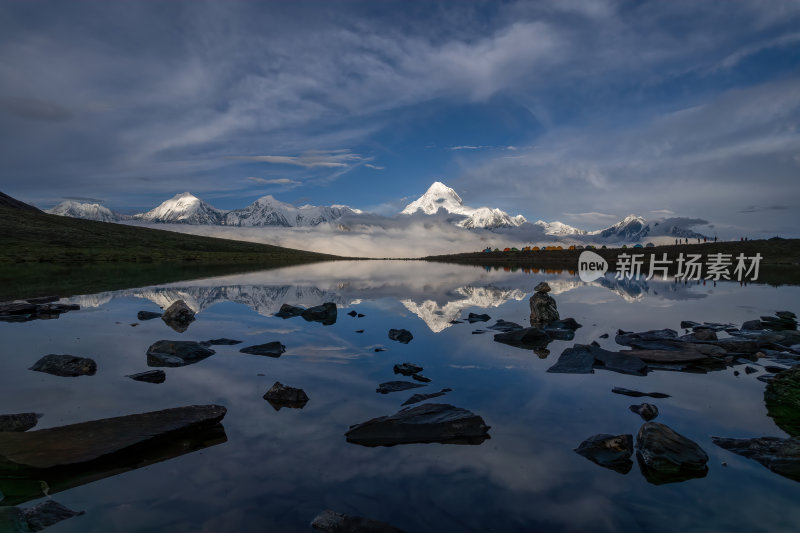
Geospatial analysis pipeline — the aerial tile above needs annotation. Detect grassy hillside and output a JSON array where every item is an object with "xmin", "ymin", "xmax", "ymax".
[{"xmin": 0, "ymin": 205, "xmax": 336, "ymax": 265}]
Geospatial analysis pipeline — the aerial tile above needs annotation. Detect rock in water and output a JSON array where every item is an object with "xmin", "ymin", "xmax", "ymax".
[
  {"xmin": 263, "ymin": 382, "xmax": 309, "ymax": 410},
  {"xmin": 0, "ymin": 405, "xmax": 227, "ymax": 469},
  {"xmin": 137, "ymin": 310, "xmax": 162, "ymax": 321},
  {"xmin": 345, "ymin": 403, "xmax": 490, "ymax": 446},
  {"xmin": 712, "ymin": 436, "xmax": 800, "ymax": 482},
  {"xmin": 301, "ymin": 302, "xmax": 337, "ymax": 325},
  {"xmin": 612, "ymin": 387, "xmax": 670, "ymax": 399},
  {"xmin": 574, "ymin": 433, "xmax": 634, "ymax": 474},
  {"xmin": 376, "ymin": 381, "xmax": 426, "ymax": 394},
  {"xmin": 401, "ymin": 388, "xmax": 453, "ymax": 406},
  {"xmin": 275, "ymin": 304, "xmax": 305, "ymax": 318},
  {"xmin": 146, "ymin": 341, "xmax": 215, "ymax": 367},
  {"xmin": 29, "ymin": 354, "xmax": 97, "ymax": 377},
  {"xmin": 393, "ymin": 363, "xmax": 423, "ymax": 376},
  {"xmin": 239, "ymin": 341, "xmax": 286, "ymax": 357},
  {"xmin": 126, "ymin": 370, "xmax": 166, "ymax": 384},
  {"xmin": 311, "ymin": 509, "xmax": 406, "ymax": 533},
  {"xmin": 201, "ymin": 338, "xmax": 243, "ymax": 346},
  {"xmin": 636, "ymin": 422, "xmax": 709, "ymax": 484},
  {"xmin": 764, "ymin": 366, "xmax": 800, "ymax": 437},
  {"xmin": 630, "ymin": 403, "xmax": 659, "ymax": 421},
  {"xmin": 487, "ymin": 319, "xmax": 523, "ymax": 332},
  {"xmin": 0, "ymin": 500, "xmax": 84, "ymax": 532},
  {"xmin": 160, "ymin": 300, "xmax": 195, "ymax": 332},
  {"xmin": 494, "ymin": 327, "xmax": 551, "ymax": 350},
  {"xmin": 388, "ymin": 329, "xmax": 413, "ymax": 344},
  {"xmin": 467, "ymin": 313, "xmax": 491, "ymax": 323},
  {"xmin": 0, "ymin": 413, "xmax": 41, "ymax": 432},
  {"xmin": 529, "ymin": 282, "xmax": 559, "ymax": 324}
]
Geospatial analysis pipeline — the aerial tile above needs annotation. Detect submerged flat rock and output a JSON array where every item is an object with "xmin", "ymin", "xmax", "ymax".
[
  {"xmin": 0, "ymin": 405, "xmax": 226, "ymax": 470},
  {"xmin": 0, "ymin": 500, "xmax": 84, "ymax": 532},
  {"xmin": 0, "ymin": 413, "xmax": 41, "ymax": 433},
  {"xmin": 301, "ymin": 302, "xmax": 337, "ymax": 325},
  {"xmin": 126, "ymin": 370, "xmax": 166, "ymax": 384},
  {"xmin": 147, "ymin": 340, "xmax": 215, "ymax": 367},
  {"xmin": 345, "ymin": 403, "xmax": 490, "ymax": 447},
  {"xmin": 388, "ymin": 329, "xmax": 413, "ymax": 344},
  {"xmin": 376, "ymin": 381, "xmax": 426, "ymax": 394},
  {"xmin": 612, "ymin": 387, "xmax": 670, "ymax": 399},
  {"xmin": 311, "ymin": 509, "xmax": 406, "ymax": 533},
  {"xmin": 712, "ymin": 436, "xmax": 800, "ymax": 482},
  {"xmin": 494, "ymin": 327, "xmax": 551, "ymax": 349},
  {"xmin": 401, "ymin": 388, "xmax": 453, "ymax": 406}
]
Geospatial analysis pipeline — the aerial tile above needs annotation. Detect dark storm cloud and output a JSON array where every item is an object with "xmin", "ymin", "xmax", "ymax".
[{"xmin": 0, "ymin": 96, "xmax": 73, "ymax": 121}]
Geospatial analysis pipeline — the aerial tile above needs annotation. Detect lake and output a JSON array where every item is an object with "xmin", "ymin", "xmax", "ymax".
[{"xmin": 1, "ymin": 260, "xmax": 799, "ymax": 533}]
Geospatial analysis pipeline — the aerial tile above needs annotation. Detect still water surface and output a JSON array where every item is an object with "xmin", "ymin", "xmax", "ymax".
[{"xmin": 1, "ymin": 261, "xmax": 799, "ymax": 532}]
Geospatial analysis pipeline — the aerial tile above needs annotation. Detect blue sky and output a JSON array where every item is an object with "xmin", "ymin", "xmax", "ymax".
[{"xmin": 1, "ymin": 0, "xmax": 799, "ymax": 236}]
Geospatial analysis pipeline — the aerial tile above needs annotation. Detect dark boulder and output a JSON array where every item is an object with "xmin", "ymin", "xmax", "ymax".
[
  {"xmin": 547, "ymin": 345, "xmax": 595, "ymax": 374},
  {"xmin": 302, "ymin": 302, "xmax": 337, "ymax": 325},
  {"xmin": 712, "ymin": 436, "xmax": 800, "ymax": 482},
  {"xmin": 263, "ymin": 382, "xmax": 309, "ymax": 410},
  {"xmin": 160, "ymin": 300, "xmax": 195, "ymax": 332},
  {"xmin": 741, "ymin": 319, "xmax": 764, "ymax": 331},
  {"xmin": 630, "ymin": 403, "xmax": 659, "ymax": 421},
  {"xmin": 393, "ymin": 363, "xmax": 423, "ymax": 376},
  {"xmin": 376, "ymin": 381, "xmax": 426, "ymax": 394},
  {"xmin": 547, "ymin": 345, "xmax": 648, "ymax": 376},
  {"xmin": 29, "ymin": 354, "xmax": 96, "ymax": 377},
  {"xmin": 136, "ymin": 310, "xmax": 162, "ymax": 321},
  {"xmin": 574, "ymin": 433, "xmax": 634, "ymax": 474},
  {"xmin": 239, "ymin": 341, "xmax": 286, "ymax": 358},
  {"xmin": 530, "ymin": 290, "xmax": 559, "ymax": 324},
  {"xmin": 467, "ymin": 312, "xmax": 491, "ymax": 323},
  {"xmin": 147, "ymin": 340, "xmax": 215, "ymax": 367},
  {"xmin": 388, "ymin": 329, "xmax": 413, "ymax": 344},
  {"xmin": 764, "ymin": 366, "xmax": 800, "ymax": 437},
  {"xmin": 0, "ymin": 413, "xmax": 41, "ymax": 432},
  {"xmin": 494, "ymin": 327, "xmax": 551, "ymax": 350},
  {"xmin": 126, "ymin": 370, "xmax": 166, "ymax": 384},
  {"xmin": 275, "ymin": 303, "xmax": 305, "ymax": 318},
  {"xmin": 345, "ymin": 403, "xmax": 490, "ymax": 446},
  {"xmin": 311, "ymin": 510, "xmax": 405, "ymax": 533},
  {"xmin": 636, "ymin": 422, "xmax": 709, "ymax": 484}
]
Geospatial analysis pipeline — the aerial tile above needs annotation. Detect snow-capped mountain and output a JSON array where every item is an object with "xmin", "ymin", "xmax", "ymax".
[
  {"xmin": 588, "ymin": 214, "xmax": 646, "ymax": 241},
  {"xmin": 535, "ymin": 220, "xmax": 585, "ymax": 236},
  {"xmin": 134, "ymin": 192, "xmax": 226, "ymax": 224},
  {"xmin": 401, "ymin": 181, "xmax": 527, "ymax": 229},
  {"xmin": 223, "ymin": 195, "xmax": 361, "ymax": 227},
  {"xmin": 583, "ymin": 215, "xmax": 706, "ymax": 243},
  {"xmin": 47, "ymin": 200, "xmax": 123, "ymax": 222}
]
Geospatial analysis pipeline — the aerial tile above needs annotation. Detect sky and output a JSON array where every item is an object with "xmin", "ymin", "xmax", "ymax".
[{"xmin": 1, "ymin": 0, "xmax": 799, "ymax": 238}]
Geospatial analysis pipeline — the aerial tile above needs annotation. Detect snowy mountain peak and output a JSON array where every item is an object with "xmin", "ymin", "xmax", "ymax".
[
  {"xmin": 47, "ymin": 200, "xmax": 121, "ymax": 222},
  {"xmin": 401, "ymin": 181, "xmax": 526, "ymax": 228},
  {"xmin": 223, "ymin": 195, "xmax": 359, "ymax": 227},
  {"xmin": 401, "ymin": 181, "xmax": 465, "ymax": 215},
  {"xmin": 534, "ymin": 220, "xmax": 585, "ymax": 236},
  {"xmin": 135, "ymin": 192, "xmax": 225, "ymax": 224}
]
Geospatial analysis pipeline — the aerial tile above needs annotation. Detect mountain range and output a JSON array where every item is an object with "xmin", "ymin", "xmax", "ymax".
[{"xmin": 44, "ymin": 182, "xmax": 706, "ymax": 243}]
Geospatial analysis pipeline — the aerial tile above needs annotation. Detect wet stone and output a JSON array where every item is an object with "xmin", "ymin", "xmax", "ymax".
[
  {"xmin": 126, "ymin": 370, "xmax": 166, "ymax": 384},
  {"xmin": 467, "ymin": 313, "xmax": 491, "ymax": 323},
  {"xmin": 612, "ymin": 387, "xmax": 670, "ymax": 399},
  {"xmin": 239, "ymin": 342, "xmax": 286, "ymax": 358},
  {"xmin": 376, "ymin": 381, "xmax": 426, "ymax": 394},
  {"xmin": 160, "ymin": 300, "xmax": 195, "ymax": 333},
  {"xmin": 137, "ymin": 310, "xmax": 162, "ymax": 321},
  {"xmin": 201, "ymin": 338, "xmax": 243, "ymax": 346},
  {"xmin": 263, "ymin": 382, "xmax": 309, "ymax": 410},
  {"xmin": 29, "ymin": 354, "xmax": 97, "ymax": 377},
  {"xmin": 275, "ymin": 304, "xmax": 304, "ymax": 318},
  {"xmin": 712, "ymin": 436, "xmax": 800, "ymax": 482},
  {"xmin": 630, "ymin": 403, "xmax": 659, "ymax": 421},
  {"xmin": 388, "ymin": 329, "xmax": 413, "ymax": 344},
  {"xmin": 393, "ymin": 363, "xmax": 423, "ymax": 376},
  {"xmin": 636, "ymin": 422, "xmax": 709, "ymax": 485},
  {"xmin": 574, "ymin": 433, "xmax": 634, "ymax": 474},
  {"xmin": 401, "ymin": 388, "xmax": 452, "ymax": 406},
  {"xmin": 345, "ymin": 403, "xmax": 490, "ymax": 447},
  {"xmin": 147, "ymin": 341, "xmax": 215, "ymax": 367}
]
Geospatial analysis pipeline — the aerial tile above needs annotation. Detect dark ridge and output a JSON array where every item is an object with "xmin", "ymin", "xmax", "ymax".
[{"xmin": 0, "ymin": 191, "xmax": 41, "ymax": 212}]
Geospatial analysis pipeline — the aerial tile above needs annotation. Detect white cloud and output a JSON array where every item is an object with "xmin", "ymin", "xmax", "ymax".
[
  {"xmin": 364, "ymin": 163, "xmax": 384, "ymax": 170},
  {"xmin": 247, "ymin": 177, "xmax": 299, "ymax": 185},
  {"xmin": 230, "ymin": 150, "xmax": 365, "ymax": 168}
]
